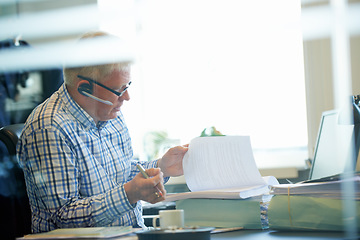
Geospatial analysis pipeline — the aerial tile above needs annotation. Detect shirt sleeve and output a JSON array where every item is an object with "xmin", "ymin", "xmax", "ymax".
[{"xmin": 19, "ymin": 127, "xmax": 134, "ymax": 229}]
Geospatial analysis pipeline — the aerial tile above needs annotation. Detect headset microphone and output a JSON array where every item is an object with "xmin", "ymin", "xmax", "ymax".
[
  {"xmin": 80, "ymin": 91, "xmax": 113, "ymax": 106},
  {"xmin": 78, "ymin": 84, "xmax": 113, "ymax": 106}
]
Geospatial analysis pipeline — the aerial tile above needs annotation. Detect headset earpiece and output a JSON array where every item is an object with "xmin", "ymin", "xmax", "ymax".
[
  {"xmin": 78, "ymin": 81, "xmax": 93, "ymax": 96},
  {"xmin": 76, "ymin": 80, "xmax": 113, "ymax": 106}
]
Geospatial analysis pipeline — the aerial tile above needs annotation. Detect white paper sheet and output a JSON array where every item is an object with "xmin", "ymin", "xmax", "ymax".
[{"xmin": 182, "ymin": 136, "xmax": 266, "ymax": 192}]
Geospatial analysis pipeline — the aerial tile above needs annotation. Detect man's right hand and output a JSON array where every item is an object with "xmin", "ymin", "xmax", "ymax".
[{"xmin": 124, "ymin": 168, "xmax": 166, "ymax": 204}]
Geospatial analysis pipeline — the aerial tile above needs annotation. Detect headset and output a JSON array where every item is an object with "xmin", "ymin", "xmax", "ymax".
[{"xmin": 77, "ymin": 80, "xmax": 113, "ymax": 106}]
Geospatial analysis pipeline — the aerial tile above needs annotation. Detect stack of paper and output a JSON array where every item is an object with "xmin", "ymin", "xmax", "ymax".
[
  {"xmin": 163, "ymin": 136, "xmax": 278, "ymax": 229},
  {"xmin": 270, "ymin": 176, "xmax": 360, "ymax": 199},
  {"xmin": 165, "ymin": 136, "xmax": 278, "ymax": 202},
  {"xmin": 268, "ymin": 175, "xmax": 360, "ymax": 231}
]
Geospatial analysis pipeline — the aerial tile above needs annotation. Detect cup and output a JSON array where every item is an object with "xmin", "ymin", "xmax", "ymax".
[{"xmin": 152, "ymin": 209, "xmax": 184, "ymax": 230}]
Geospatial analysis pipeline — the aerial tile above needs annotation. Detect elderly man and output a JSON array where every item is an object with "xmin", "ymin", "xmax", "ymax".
[{"xmin": 17, "ymin": 32, "xmax": 188, "ymax": 233}]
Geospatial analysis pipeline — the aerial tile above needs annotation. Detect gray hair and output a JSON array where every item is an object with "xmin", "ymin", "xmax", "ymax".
[{"xmin": 63, "ymin": 31, "xmax": 131, "ymax": 87}]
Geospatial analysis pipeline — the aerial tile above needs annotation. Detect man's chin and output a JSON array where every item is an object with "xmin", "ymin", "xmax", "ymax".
[
  {"xmin": 98, "ymin": 112, "xmax": 118, "ymax": 122},
  {"xmin": 109, "ymin": 113, "xmax": 118, "ymax": 120}
]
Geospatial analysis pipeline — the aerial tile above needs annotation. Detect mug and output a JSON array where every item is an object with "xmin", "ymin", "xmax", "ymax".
[{"xmin": 152, "ymin": 209, "xmax": 184, "ymax": 229}]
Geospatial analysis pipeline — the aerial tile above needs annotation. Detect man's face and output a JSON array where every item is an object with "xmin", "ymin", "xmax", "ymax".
[{"xmin": 91, "ymin": 69, "xmax": 131, "ymax": 122}]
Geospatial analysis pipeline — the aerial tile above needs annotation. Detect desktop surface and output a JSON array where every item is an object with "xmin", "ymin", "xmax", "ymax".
[
  {"xmin": 110, "ymin": 229, "xmax": 353, "ymax": 240},
  {"xmin": 211, "ymin": 229, "xmax": 352, "ymax": 240}
]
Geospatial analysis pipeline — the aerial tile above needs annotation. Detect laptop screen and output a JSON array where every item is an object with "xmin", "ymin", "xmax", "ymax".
[{"xmin": 309, "ymin": 110, "xmax": 356, "ymax": 180}]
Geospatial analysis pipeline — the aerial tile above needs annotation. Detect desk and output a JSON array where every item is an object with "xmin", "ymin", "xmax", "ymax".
[
  {"xmin": 212, "ymin": 229, "xmax": 351, "ymax": 239},
  {"xmin": 20, "ymin": 228, "xmax": 354, "ymax": 240},
  {"xmin": 114, "ymin": 229, "xmax": 351, "ymax": 240}
]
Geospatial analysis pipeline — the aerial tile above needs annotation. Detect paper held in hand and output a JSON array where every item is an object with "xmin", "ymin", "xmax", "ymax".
[{"xmin": 165, "ymin": 136, "xmax": 278, "ymax": 202}]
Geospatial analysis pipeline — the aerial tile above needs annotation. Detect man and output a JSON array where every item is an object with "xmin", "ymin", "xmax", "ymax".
[{"xmin": 17, "ymin": 32, "xmax": 188, "ymax": 233}]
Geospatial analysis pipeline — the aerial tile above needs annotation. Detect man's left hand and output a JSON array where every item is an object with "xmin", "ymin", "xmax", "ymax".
[{"xmin": 158, "ymin": 145, "xmax": 188, "ymax": 177}]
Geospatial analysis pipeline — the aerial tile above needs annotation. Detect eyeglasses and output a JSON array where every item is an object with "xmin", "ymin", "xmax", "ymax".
[{"xmin": 77, "ymin": 75, "xmax": 131, "ymax": 97}]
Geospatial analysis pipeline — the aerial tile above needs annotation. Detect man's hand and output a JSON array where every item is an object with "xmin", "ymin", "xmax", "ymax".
[
  {"xmin": 158, "ymin": 145, "xmax": 189, "ymax": 177},
  {"xmin": 124, "ymin": 168, "xmax": 166, "ymax": 204}
]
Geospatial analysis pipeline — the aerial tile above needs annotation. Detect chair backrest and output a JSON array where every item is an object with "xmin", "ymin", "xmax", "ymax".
[
  {"xmin": 0, "ymin": 123, "xmax": 24, "ymax": 155},
  {"xmin": 0, "ymin": 123, "xmax": 31, "ymax": 239}
]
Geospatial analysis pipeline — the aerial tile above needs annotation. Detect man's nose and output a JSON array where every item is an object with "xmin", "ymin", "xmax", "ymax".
[{"xmin": 120, "ymin": 90, "xmax": 130, "ymax": 101}]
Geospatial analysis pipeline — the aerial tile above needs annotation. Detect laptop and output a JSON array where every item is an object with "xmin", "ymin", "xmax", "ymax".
[{"xmin": 308, "ymin": 110, "xmax": 358, "ymax": 181}]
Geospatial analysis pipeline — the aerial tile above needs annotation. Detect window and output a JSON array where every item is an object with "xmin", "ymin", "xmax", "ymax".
[{"xmin": 99, "ymin": 0, "xmax": 307, "ymax": 168}]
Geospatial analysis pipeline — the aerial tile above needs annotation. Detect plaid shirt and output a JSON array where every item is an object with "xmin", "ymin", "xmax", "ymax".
[{"xmin": 17, "ymin": 84, "xmax": 158, "ymax": 233}]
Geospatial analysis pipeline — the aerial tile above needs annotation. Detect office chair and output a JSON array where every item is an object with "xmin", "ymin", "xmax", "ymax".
[
  {"xmin": 0, "ymin": 123, "xmax": 31, "ymax": 240},
  {"xmin": 0, "ymin": 123, "xmax": 24, "ymax": 155}
]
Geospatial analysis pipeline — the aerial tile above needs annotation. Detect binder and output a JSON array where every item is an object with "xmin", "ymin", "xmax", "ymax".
[{"xmin": 176, "ymin": 196, "xmax": 272, "ymax": 229}]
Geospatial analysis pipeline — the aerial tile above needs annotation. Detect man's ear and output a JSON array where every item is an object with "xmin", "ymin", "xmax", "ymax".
[{"xmin": 77, "ymin": 80, "xmax": 93, "ymax": 95}]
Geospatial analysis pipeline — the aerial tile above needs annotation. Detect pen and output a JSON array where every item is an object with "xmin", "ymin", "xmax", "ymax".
[{"xmin": 136, "ymin": 164, "xmax": 163, "ymax": 197}]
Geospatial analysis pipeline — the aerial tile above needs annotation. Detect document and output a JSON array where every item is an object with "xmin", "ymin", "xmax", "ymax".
[
  {"xmin": 165, "ymin": 136, "xmax": 278, "ymax": 202},
  {"xmin": 20, "ymin": 226, "xmax": 135, "ymax": 239}
]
